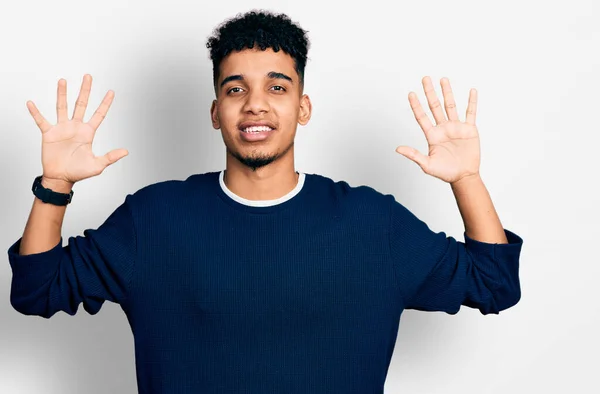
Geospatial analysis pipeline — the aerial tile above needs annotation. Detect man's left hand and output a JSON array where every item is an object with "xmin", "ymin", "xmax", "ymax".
[{"xmin": 396, "ymin": 76, "xmax": 481, "ymax": 185}]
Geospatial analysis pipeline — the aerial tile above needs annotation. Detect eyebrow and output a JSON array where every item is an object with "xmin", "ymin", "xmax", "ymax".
[{"xmin": 219, "ymin": 71, "xmax": 294, "ymax": 88}]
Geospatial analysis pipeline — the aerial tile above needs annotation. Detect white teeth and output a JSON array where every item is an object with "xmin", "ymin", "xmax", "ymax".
[{"xmin": 242, "ymin": 126, "xmax": 273, "ymax": 133}]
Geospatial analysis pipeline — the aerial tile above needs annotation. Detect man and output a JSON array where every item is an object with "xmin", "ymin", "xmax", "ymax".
[{"xmin": 7, "ymin": 9, "xmax": 523, "ymax": 394}]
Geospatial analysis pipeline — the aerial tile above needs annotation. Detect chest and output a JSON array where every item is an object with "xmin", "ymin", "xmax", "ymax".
[{"xmin": 132, "ymin": 213, "xmax": 402, "ymax": 326}]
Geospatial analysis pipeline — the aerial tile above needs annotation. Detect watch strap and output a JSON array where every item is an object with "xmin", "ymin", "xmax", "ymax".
[{"xmin": 32, "ymin": 175, "xmax": 74, "ymax": 206}]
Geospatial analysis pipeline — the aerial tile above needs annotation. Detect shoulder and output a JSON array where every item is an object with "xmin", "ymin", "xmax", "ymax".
[
  {"xmin": 309, "ymin": 173, "xmax": 392, "ymax": 214},
  {"xmin": 127, "ymin": 171, "xmax": 218, "ymax": 207}
]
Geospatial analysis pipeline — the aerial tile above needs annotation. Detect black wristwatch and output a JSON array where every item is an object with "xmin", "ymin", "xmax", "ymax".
[{"xmin": 32, "ymin": 175, "xmax": 74, "ymax": 206}]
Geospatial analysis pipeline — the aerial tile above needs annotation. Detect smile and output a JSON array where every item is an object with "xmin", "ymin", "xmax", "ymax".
[
  {"xmin": 241, "ymin": 126, "xmax": 274, "ymax": 133},
  {"xmin": 239, "ymin": 126, "xmax": 274, "ymax": 141}
]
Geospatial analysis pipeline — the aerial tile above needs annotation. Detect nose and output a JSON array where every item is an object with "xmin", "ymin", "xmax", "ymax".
[{"xmin": 242, "ymin": 89, "xmax": 269, "ymax": 115}]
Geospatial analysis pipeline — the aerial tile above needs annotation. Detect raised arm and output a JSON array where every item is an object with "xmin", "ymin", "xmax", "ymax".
[
  {"xmin": 8, "ymin": 75, "xmax": 133, "ymax": 318},
  {"xmin": 390, "ymin": 76, "xmax": 524, "ymax": 314},
  {"xmin": 19, "ymin": 74, "xmax": 127, "ymax": 255}
]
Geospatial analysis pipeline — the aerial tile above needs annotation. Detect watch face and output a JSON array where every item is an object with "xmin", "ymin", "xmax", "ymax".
[{"xmin": 32, "ymin": 176, "xmax": 41, "ymax": 191}]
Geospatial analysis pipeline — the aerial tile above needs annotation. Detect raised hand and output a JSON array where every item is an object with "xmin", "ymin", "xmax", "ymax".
[
  {"xmin": 395, "ymin": 76, "xmax": 480, "ymax": 185},
  {"xmin": 27, "ymin": 74, "xmax": 128, "ymax": 186}
]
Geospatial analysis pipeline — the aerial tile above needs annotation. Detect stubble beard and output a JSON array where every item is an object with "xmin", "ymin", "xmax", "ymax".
[{"xmin": 227, "ymin": 139, "xmax": 295, "ymax": 172}]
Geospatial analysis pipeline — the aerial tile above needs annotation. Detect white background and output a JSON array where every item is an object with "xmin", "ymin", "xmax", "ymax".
[{"xmin": 1, "ymin": 0, "xmax": 599, "ymax": 393}]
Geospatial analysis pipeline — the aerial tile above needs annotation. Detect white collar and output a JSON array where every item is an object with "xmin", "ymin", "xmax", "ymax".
[{"xmin": 218, "ymin": 171, "xmax": 305, "ymax": 207}]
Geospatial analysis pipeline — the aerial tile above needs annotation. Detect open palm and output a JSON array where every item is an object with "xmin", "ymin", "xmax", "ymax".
[
  {"xmin": 396, "ymin": 76, "xmax": 480, "ymax": 185},
  {"xmin": 27, "ymin": 74, "xmax": 128, "ymax": 184}
]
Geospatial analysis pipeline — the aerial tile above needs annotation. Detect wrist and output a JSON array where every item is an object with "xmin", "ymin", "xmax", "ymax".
[
  {"xmin": 41, "ymin": 176, "xmax": 74, "ymax": 193},
  {"xmin": 450, "ymin": 172, "xmax": 481, "ymax": 190}
]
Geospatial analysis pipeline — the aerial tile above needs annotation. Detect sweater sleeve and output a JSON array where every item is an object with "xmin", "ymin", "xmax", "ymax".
[
  {"xmin": 7, "ymin": 194, "xmax": 137, "ymax": 318},
  {"xmin": 387, "ymin": 195, "xmax": 523, "ymax": 315}
]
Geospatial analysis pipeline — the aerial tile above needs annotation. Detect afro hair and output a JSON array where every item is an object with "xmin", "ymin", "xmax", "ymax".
[{"xmin": 206, "ymin": 10, "xmax": 310, "ymax": 92}]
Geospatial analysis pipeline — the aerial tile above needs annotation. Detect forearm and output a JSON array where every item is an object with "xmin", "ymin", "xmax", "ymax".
[
  {"xmin": 450, "ymin": 173, "xmax": 508, "ymax": 244},
  {"xmin": 19, "ymin": 177, "xmax": 74, "ymax": 255}
]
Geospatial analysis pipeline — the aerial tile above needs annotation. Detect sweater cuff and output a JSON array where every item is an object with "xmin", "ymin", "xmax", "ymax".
[
  {"xmin": 7, "ymin": 236, "xmax": 64, "ymax": 275},
  {"xmin": 464, "ymin": 229, "xmax": 523, "ymax": 261}
]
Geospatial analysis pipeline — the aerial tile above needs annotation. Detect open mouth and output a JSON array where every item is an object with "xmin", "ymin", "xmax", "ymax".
[
  {"xmin": 241, "ymin": 125, "xmax": 274, "ymax": 134},
  {"xmin": 239, "ymin": 125, "xmax": 275, "ymax": 141}
]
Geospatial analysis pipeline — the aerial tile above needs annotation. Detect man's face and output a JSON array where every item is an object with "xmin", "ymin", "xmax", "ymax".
[{"xmin": 210, "ymin": 47, "xmax": 312, "ymax": 171}]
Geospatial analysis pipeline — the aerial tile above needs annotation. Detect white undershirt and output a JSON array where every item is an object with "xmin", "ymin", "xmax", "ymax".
[{"xmin": 218, "ymin": 170, "xmax": 306, "ymax": 207}]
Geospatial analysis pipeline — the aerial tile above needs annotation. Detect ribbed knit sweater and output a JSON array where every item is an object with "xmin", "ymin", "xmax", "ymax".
[{"xmin": 7, "ymin": 170, "xmax": 523, "ymax": 394}]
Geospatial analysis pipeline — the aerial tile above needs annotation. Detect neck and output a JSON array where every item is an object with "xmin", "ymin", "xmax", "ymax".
[{"xmin": 223, "ymin": 165, "xmax": 299, "ymax": 201}]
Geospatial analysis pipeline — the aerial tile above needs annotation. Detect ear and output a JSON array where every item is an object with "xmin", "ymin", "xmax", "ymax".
[
  {"xmin": 210, "ymin": 100, "xmax": 220, "ymax": 129},
  {"xmin": 298, "ymin": 94, "xmax": 312, "ymax": 126}
]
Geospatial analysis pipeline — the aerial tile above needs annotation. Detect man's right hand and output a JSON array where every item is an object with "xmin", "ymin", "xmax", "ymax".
[{"xmin": 27, "ymin": 74, "xmax": 129, "ymax": 186}]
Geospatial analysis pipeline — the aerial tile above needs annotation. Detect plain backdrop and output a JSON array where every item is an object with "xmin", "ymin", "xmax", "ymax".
[{"xmin": 1, "ymin": 0, "xmax": 599, "ymax": 393}]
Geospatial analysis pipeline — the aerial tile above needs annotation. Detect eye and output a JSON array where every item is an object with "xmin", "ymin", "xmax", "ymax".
[
  {"xmin": 270, "ymin": 85, "xmax": 286, "ymax": 92},
  {"xmin": 226, "ymin": 87, "xmax": 243, "ymax": 95}
]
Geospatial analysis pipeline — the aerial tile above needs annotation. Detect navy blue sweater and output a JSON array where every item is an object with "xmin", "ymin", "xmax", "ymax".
[{"xmin": 7, "ymin": 171, "xmax": 523, "ymax": 393}]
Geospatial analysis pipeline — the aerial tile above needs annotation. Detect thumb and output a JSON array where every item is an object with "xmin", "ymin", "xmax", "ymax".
[
  {"xmin": 96, "ymin": 148, "xmax": 129, "ymax": 171},
  {"xmin": 395, "ymin": 146, "xmax": 429, "ymax": 171}
]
